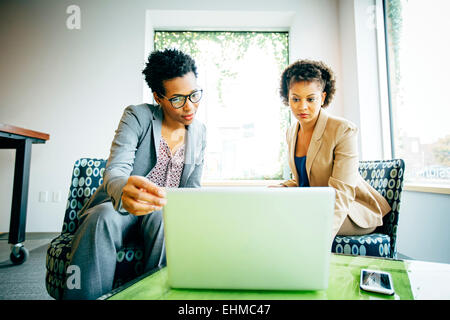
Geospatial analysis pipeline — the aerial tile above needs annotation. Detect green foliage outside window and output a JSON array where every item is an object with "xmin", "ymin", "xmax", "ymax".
[
  {"xmin": 154, "ymin": 31, "xmax": 289, "ymax": 180},
  {"xmin": 387, "ymin": 0, "xmax": 403, "ymax": 86}
]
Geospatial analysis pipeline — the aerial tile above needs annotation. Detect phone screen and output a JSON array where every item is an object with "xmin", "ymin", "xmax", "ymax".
[{"xmin": 361, "ymin": 270, "xmax": 392, "ymax": 290}]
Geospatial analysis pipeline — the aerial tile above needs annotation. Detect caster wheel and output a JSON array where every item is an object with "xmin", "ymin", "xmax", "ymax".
[{"xmin": 10, "ymin": 246, "xmax": 29, "ymax": 265}]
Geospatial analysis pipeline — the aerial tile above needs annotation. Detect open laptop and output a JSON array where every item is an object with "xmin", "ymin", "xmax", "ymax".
[{"xmin": 162, "ymin": 187, "xmax": 335, "ymax": 291}]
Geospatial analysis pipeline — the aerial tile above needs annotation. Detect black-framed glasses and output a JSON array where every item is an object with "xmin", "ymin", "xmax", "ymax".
[{"xmin": 161, "ymin": 89, "xmax": 203, "ymax": 109}]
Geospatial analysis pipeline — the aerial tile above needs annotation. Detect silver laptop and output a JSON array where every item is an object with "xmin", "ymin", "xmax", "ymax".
[{"xmin": 162, "ymin": 187, "xmax": 335, "ymax": 291}]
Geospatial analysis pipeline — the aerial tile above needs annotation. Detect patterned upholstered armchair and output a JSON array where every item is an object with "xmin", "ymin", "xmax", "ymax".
[
  {"xmin": 45, "ymin": 158, "xmax": 145, "ymax": 300},
  {"xmin": 331, "ymin": 159, "xmax": 405, "ymax": 259}
]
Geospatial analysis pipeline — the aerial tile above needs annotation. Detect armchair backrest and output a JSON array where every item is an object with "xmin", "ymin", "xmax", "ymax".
[
  {"xmin": 60, "ymin": 158, "xmax": 405, "ymax": 257},
  {"xmin": 61, "ymin": 158, "xmax": 107, "ymax": 234},
  {"xmin": 358, "ymin": 159, "xmax": 405, "ymax": 258}
]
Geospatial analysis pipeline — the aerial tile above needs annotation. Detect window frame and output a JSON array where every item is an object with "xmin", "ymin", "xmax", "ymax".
[
  {"xmin": 152, "ymin": 30, "xmax": 290, "ymax": 182},
  {"xmin": 380, "ymin": 0, "xmax": 450, "ymax": 194}
]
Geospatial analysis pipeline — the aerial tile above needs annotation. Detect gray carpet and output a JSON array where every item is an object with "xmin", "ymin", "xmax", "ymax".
[{"xmin": 0, "ymin": 243, "xmax": 53, "ymax": 300}]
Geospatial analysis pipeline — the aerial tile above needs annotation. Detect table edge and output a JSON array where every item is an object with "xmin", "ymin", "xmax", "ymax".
[
  {"xmin": 99, "ymin": 266, "xmax": 164, "ymax": 300},
  {"xmin": 0, "ymin": 123, "xmax": 50, "ymax": 141}
]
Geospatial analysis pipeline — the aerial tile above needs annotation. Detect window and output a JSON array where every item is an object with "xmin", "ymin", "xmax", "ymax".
[
  {"xmin": 154, "ymin": 31, "xmax": 289, "ymax": 180},
  {"xmin": 384, "ymin": 0, "xmax": 450, "ymax": 186}
]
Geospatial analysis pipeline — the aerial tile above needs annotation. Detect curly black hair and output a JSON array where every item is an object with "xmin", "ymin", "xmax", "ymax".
[
  {"xmin": 279, "ymin": 59, "xmax": 336, "ymax": 108},
  {"xmin": 142, "ymin": 48, "xmax": 198, "ymax": 97}
]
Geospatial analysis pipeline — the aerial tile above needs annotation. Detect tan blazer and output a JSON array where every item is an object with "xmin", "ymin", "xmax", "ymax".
[{"xmin": 281, "ymin": 109, "xmax": 391, "ymax": 238}]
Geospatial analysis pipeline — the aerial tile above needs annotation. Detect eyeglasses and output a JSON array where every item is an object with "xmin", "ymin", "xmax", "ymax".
[{"xmin": 161, "ymin": 89, "xmax": 203, "ymax": 109}]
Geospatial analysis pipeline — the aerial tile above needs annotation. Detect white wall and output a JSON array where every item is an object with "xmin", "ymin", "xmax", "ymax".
[
  {"xmin": 0, "ymin": 0, "xmax": 341, "ymax": 232},
  {"xmin": 338, "ymin": 0, "xmax": 362, "ymax": 154},
  {"xmin": 0, "ymin": 0, "xmax": 147, "ymax": 232},
  {"xmin": 397, "ymin": 191, "xmax": 450, "ymax": 264}
]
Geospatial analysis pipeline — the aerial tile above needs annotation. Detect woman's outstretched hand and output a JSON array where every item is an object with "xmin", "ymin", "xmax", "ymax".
[{"xmin": 121, "ymin": 176, "xmax": 167, "ymax": 216}]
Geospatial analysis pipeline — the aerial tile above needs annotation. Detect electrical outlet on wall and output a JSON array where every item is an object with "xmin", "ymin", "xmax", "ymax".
[
  {"xmin": 52, "ymin": 191, "xmax": 62, "ymax": 203},
  {"xmin": 39, "ymin": 191, "xmax": 48, "ymax": 202}
]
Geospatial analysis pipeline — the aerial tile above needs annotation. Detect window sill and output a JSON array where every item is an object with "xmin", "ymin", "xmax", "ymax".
[
  {"xmin": 403, "ymin": 184, "xmax": 450, "ymax": 195},
  {"xmin": 202, "ymin": 180, "xmax": 283, "ymax": 187},
  {"xmin": 202, "ymin": 180, "xmax": 450, "ymax": 195}
]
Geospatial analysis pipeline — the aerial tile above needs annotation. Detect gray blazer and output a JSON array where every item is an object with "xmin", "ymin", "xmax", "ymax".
[{"xmin": 79, "ymin": 103, "xmax": 206, "ymax": 218}]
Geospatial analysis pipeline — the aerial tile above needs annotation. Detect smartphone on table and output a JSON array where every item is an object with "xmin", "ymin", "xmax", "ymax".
[{"xmin": 360, "ymin": 269, "xmax": 395, "ymax": 295}]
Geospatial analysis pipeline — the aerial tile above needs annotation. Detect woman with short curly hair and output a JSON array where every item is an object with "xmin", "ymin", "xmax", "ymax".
[
  {"xmin": 63, "ymin": 49, "xmax": 206, "ymax": 299},
  {"xmin": 275, "ymin": 59, "xmax": 391, "ymax": 241}
]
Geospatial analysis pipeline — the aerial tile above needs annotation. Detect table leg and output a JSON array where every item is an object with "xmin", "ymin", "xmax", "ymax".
[{"xmin": 8, "ymin": 139, "xmax": 32, "ymax": 247}]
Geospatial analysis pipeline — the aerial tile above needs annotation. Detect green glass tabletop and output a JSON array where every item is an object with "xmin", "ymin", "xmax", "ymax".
[{"xmin": 107, "ymin": 254, "xmax": 413, "ymax": 300}]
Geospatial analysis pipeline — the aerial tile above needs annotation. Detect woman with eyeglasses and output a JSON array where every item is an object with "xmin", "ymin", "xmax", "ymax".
[
  {"xmin": 63, "ymin": 49, "xmax": 206, "ymax": 300},
  {"xmin": 273, "ymin": 59, "xmax": 391, "ymax": 241}
]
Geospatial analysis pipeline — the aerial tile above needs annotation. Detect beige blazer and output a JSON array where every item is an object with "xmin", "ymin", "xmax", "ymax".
[{"xmin": 282, "ymin": 109, "xmax": 391, "ymax": 238}]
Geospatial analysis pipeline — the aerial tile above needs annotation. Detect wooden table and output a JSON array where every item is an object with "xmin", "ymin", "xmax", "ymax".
[{"xmin": 0, "ymin": 123, "xmax": 49, "ymax": 264}]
